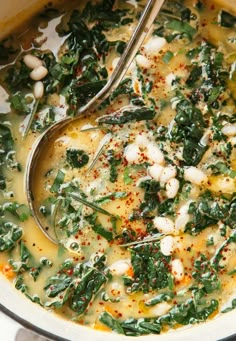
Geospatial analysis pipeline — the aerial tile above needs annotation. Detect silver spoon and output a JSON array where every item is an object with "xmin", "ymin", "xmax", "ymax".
[{"xmin": 25, "ymin": 0, "xmax": 165, "ymax": 243}]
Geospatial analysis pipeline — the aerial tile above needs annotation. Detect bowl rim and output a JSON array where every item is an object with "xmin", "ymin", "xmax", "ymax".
[{"xmin": 1, "ymin": 274, "xmax": 236, "ymax": 341}]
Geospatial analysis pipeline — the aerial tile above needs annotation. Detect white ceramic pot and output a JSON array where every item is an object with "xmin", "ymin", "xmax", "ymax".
[
  {"xmin": 1, "ymin": 271, "xmax": 236, "ymax": 341},
  {"xmin": 0, "ymin": 1, "xmax": 236, "ymax": 340}
]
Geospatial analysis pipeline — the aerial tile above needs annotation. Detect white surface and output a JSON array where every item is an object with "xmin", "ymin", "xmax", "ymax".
[
  {"xmin": 0, "ymin": 311, "xmax": 20, "ymax": 341},
  {"xmin": 0, "ymin": 311, "xmax": 51, "ymax": 341},
  {"xmin": 0, "ymin": 268, "xmax": 236, "ymax": 341}
]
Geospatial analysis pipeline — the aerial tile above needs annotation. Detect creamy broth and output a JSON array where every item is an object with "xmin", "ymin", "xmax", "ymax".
[{"xmin": 0, "ymin": 0, "xmax": 236, "ymax": 336}]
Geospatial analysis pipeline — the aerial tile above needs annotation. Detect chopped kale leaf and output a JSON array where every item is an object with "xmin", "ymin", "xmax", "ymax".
[
  {"xmin": 45, "ymin": 256, "xmax": 108, "ymax": 314},
  {"xmin": 166, "ymin": 20, "xmax": 197, "ymax": 41},
  {"xmin": 0, "ymin": 221, "xmax": 22, "ymax": 251},
  {"xmin": 208, "ymin": 162, "xmax": 236, "ymax": 179},
  {"xmin": 124, "ymin": 242, "xmax": 172, "ymax": 293},
  {"xmin": 50, "ymin": 169, "xmax": 65, "ymax": 193},
  {"xmin": 66, "ymin": 148, "xmax": 89, "ymax": 169},
  {"xmin": 185, "ymin": 193, "xmax": 225, "ymax": 235},
  {"xmin": 100, "ymin": 298, "xmax": 218, "ymax": 336},
  {"xmin": 218, "ymin": 11, "xmax": 236, "ymax": 28},
  {"xmin": 193, "ymin": 254, "xmax": 221, "ymax": 293},
  {"xmin": 86, "ymin": 213, "xmax": 114, "ymax": 241},
  {"xmin": 138, "ymin": 179, "xmax": 160, "ymax": 217},
  {"xmin": 107, "ymin": 149, "xmax": 121, "ymax": 183},
  {"xmin": 9, "ymin": 92, "xmax": 31, "ymax": 115},
  {"xmin": 98, "ymin": 107, "xmax": 156, "ymax": 125}
]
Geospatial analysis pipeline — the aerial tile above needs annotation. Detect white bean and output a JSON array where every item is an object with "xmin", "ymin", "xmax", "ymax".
[
  {"xmin": 23, "ymin": 54, "xmax": 43, "ymax": 69},
  {"xmin": 148, "ymin": 164, "xmax": 164, "ymax": 181},
  {"xmin": 146, "ymin": 143, "xmax": 165, "ymax": 165},
  {"xmin": 30, "ymin": 66, "xmax": 48, "ymax": 81},
  {"xmin": 165, "ymin": 73, "xmax": 176, "ymax": 88},
  {"xmin": 200, "ymin": 131, "xmax": 210, "ymax": 146},
  {"xmin": 221, "ymin": 124, "xmax": 236, "ymax": 136},
  {"xmin": 166, "ymin": 178, "xmax": 179, "ymax": 199},
  {"xmin": 135, "ymin": 133, "xmax": 149, "ymax": 147},
  {"xmin": 175, "ymin": 213, "xmax": 190, "ymax": 232},
  {"xmin": 149, "ymin": 302, "xmax": 172, "ymax": 317},
  {"xmin": 175, "ymin": 201, "xmax": 192, "ymax": 232},
  {"xmin": 160, "ymin": 236, "xmax": 175, "ymax": 256},
  {"xmin": 124, "ymin": 143, "xmax": 140, "ymax": 163},
  {"xmin": 153, "ymin": 216, "xmax": 175, "ymax": 234},
  {"xmin": 33, "ymin": 81, "xmax": 44, "ymax": 99},
  {"xmin": 109, "ymin": 259, "xmax": 131, "ymax": 276},
  {"xmin": 136, "ymin": 54, "xmax": 151, "ymax": 68},
  {"xmin": 144, "ymin": 37, "xmax": 167, "ymax": 54},
  {"xmin": 171, "ymin": 259, "xmax": 184, "ymax": 281},
  {"xmin": 184, "ymin": 166, "xmax": 207, "ymax": 186},
  {"xmin": 160, "ymin": 166, "xmax": 177, "ymax": 184}
]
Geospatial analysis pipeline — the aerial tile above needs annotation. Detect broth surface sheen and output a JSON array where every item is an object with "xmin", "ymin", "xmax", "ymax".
[{"xmin": 0, "ymin": 0, "xmax": 236, "ymax": 336}]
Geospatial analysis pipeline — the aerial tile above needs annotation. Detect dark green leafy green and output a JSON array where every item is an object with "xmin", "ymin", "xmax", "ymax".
[
  {"xmin": 124, "ymin": 242, "xmax": 172, "ymax": 293},
  {"xmin": 0, "ymin": 123, "xmax": 19, "ymax": 168},
  {"xmin": 0, "ymin": 221, "xmax": 22, "ymax": 251},
  {"xmin": 185, "ymin": 192, "xmax": 225, "ymax": 235},
  {"xmin": 5, "ymin": 59, "xmax": 31, "ymax": 91},
  {"xmin": 98, "ymin": 107, "xmax": 156, "ymax": 125},
  {"xmin": 86, "ymin": 213, "xmax": 114, "ymax": 241},
  {"xmin": 169, "ymin": 94, "xmax": 207, "ymax": 166},
  {"xmin": 153, "ymin": 1, "xmax": 198, "ymax": 42},
  {"xmin": 45, "ymin": 256, "xmax": 108, "ymax": 314},
  {"xmin": 145, "ymin": 293, "xmax": 173, "ymax": 306},
  {"xmin": 108, "ymin": 78, "xmax": 133, "ymax": 102},
  {"xmin": 50, "ymin": 170, "xmax": 65, "ymax": 193},
  {"xmin": 100, "ymin": 311, "xmax": 125, "ymax": 334},
  {"xmin": 32, "ymin": 107, "xmax": 56, "ymax": 132},
  {"xmin": 218, "ymin": 11, "xmax": 236, "ymax": 28},
  {"xmin": 0, "ymin": 202, "xmax": 30, "ymax": 222},
  {"xmin": 187, "ymin": 43, "xmax": 227, "ymax": 107},
  {"xmin": 69, "ymin": 192, "xmax": 115, "ymax": 217},
  {"xmin": 192, "ymin": 254, "xmax": 221, "ymax": 293},
  {"xmin": 9, "ymin": 92, "xmax": 31, "ymax": 115},
  {"xmin": 100, "ymin": 298, "xmax": 218, "ymax": 336},
  {"xmin": 95, "ymin": 191, "xmax": 127, "ymax": 205},
  {"xmin": 69, "ymin": 80, "xmax": 106, "ymax": 112},
  {"xmin": 211, "ymin": 231, "xmax": 236, "ymax": 271},
  {"xmin": 82, "ymin": 0, "xmax": 128, "ymax": 28},
  {"xmin": 66, "ymin": 148, "xmax": 89, "ymax": 168},
  {"xmin": 107, "ymin": 149, "xmax": 121, "ymax": 183},
  {"xmin": 208, "ymin": 162, "xmax": 236, "ymax": 178},
  {"xmin": 10, "ymin": 241, "xmax": 52, "ymax": 282},
  {"xmin": 166, "ymin": 20, "xmax": 196, "ymax": 40},
  {"xmin": 138, "ymin": 180, "xmax": 160, "ymax": 217}
]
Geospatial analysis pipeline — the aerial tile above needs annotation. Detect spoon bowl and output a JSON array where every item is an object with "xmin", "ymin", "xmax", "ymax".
[{"xmin": 25, "ymin": 0, "xmax": 165, "ymax": 244}]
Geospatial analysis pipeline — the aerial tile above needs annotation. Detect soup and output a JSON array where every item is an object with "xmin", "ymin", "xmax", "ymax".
[{"xmin": 0, "ymin": 0, "xmax": 236, "ymax": 336}]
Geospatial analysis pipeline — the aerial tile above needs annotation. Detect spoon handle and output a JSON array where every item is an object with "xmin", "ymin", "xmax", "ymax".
[{"xmin": 77, "ymin": 0, "xmax": 165, "ymax": 115}]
